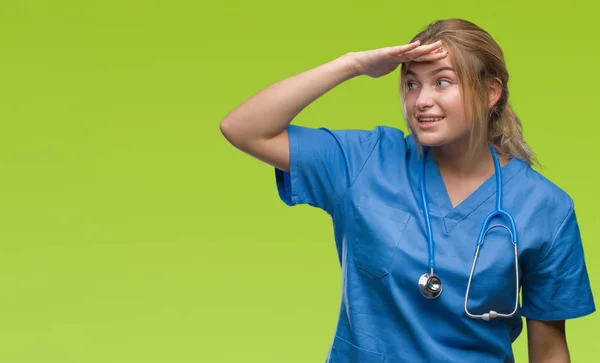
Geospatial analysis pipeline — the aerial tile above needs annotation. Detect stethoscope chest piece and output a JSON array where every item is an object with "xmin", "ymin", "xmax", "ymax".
[{"xmin": 418, "ymin": 273, "xmax": 442, "ymax": 299}]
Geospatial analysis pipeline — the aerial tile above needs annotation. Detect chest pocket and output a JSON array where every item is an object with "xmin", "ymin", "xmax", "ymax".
[{"xmin": 353, "ymin": 195, "xmax": 412, "ymax": 278}]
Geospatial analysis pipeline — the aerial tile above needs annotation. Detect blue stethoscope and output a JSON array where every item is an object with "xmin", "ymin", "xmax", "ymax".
[{"xmin": 417, "ymin": 145, "xmax": 520, "ymax": 321}]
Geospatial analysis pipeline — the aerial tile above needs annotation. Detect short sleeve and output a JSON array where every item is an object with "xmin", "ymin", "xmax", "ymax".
[
  {"xmin": 275, "ymin": 124, "xmax": 383, "ymax": 213},
  {"xmin": 520, "ymin": 202, "xmax": 595, "ymax": 320}
]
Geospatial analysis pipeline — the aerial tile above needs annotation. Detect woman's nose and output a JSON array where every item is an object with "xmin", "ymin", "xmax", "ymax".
[{"xmin": 416, "ymin": 91, "xmax": 435, "ymax": 109}]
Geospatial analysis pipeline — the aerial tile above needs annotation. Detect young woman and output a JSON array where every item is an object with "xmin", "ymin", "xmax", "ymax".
[{"xmin": 220, "ymin": 18, "xmax": 595, "ymax": 362}]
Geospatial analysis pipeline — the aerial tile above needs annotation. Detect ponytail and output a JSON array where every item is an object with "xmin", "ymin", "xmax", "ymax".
[{"xmin": 490, "ymin": 103, "xmax": 539, "ymax": 168}]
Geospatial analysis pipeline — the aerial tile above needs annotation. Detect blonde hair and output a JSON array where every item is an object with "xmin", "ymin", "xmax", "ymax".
[{"xmin": 400, "ymin": 19, "xmax": 540, "ymax": 167}]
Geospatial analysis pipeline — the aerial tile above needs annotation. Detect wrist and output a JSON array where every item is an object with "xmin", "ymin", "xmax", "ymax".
[{"xmin": 333, "ymin": 53, "xmax": 362, "ymax": 80}]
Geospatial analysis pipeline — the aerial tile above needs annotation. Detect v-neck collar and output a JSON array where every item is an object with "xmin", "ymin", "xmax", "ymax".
[{"xmin": 423, "ymin": 149, "xmax": 526, "ymax": 233}]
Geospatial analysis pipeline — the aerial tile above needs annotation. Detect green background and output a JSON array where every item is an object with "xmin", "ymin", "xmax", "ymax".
[{"xmin": 0, "ymin": 0, "xmax": 598, "ymax": 361}]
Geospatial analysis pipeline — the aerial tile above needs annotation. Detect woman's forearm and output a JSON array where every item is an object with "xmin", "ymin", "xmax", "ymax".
[{"xmin": 219, "ymin": 54, "xmax": 359, "ymax": 146}]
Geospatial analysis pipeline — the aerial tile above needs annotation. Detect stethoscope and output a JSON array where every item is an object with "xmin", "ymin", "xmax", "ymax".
[{"xmin": 417, "ymin": 145, "xmax": 520, "ymax": 321}]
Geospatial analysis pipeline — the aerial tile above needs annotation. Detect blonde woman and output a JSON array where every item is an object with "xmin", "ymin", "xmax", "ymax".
[{"xmin": 220, "ymin": 19, "xmax": 594, "ymax": 362}]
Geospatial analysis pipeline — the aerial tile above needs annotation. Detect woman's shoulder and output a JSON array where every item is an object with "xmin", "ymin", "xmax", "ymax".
[
  {"xmin": 372, "ymin": 125, "xmax": 416, "ymax": 152},
  {"xmin": 319, "ymin": 124, "xmax": 414, "ymax": 156},
  {"xmin": 299, "ymin": 124, "xmax": 411, "ymax": 146},
  {"xmin": 515, "ymin": 163, "xmax": 575, "ymax": 217},
  {"xmin": 375, "ymin": 124, "xmax": 409, "ymax": 139}
]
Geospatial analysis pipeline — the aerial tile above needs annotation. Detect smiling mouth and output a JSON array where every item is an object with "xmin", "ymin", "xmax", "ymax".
[{"xmin": 418, "ymin": 117, "xmax": 445, "ymax": 123}]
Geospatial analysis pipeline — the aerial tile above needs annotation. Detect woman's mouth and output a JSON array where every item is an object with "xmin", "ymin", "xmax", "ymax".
[
  {"xmin": 418, "ymin": 117, "xmax": 445, "ymax": 123},
  {"xmin": 417, "ymin": 116, "xmax": 444, "ymax": 130}
]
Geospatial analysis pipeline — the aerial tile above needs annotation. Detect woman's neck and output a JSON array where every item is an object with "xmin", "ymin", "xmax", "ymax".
[
  {"xmin": 431, "ymin": 140, "xmax": 508, "ymax": 180},
  {"xmin": 430, "ymin": 139, "xmax": 510, "ymax": 208}
]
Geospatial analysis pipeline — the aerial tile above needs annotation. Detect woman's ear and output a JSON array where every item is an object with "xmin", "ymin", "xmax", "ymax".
[{"xmin": 488, "ymin": 78, "xmax": 502, "ymax": 109}]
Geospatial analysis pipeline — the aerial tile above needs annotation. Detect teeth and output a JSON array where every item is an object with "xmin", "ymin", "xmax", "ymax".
[{"xmin": 419, "ymin": 117, "xmax": 443, "ymax": 122}]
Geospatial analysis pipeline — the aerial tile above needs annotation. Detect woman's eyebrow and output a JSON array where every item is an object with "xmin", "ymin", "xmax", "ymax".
[{"xmin": 406, "ymin": 67, "xmax": 456, "ymax": 77}]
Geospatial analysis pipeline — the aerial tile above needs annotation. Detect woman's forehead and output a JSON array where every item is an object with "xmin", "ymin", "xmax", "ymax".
[{"xmin": 406, "ymin": 57, "xmax": 454, "ymax": 77}]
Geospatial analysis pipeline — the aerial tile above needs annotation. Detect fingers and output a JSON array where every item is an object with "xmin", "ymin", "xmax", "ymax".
[
  {"xmin": 388, "ymin": 40, "xmax": 441, "ymax": 55},
  {"xmin": 385, "ymin": 41, "xmax": 421, "ymax": 55},
  {"xmin": 401, "ymin": 41, "xmax": 447, "ymax": 62},
  {"xmin": 406, "ymin": 41, "xmax": 444, "ymax": 57},
  {"xmin": 418, "ymin": 40, "xmax": 444, "ymax": 52},
  {"xmin": 413, "ymin": 50, "xmax": 448, "ymax": 62},
  {"xmin": 383, "ymin": 40, "xmax": 447, "ymax": 64}
]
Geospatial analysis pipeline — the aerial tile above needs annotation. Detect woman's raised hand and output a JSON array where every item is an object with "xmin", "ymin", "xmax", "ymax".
[{"xmin": 348, "ymin": 40, "xmax": 447, "ymax": 78}]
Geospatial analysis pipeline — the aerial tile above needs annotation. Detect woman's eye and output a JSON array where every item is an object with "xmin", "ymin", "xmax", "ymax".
[
  {"xmin": 438, "ymin": 79, "xmax": 451, "ymax": 87},
  {"xmin": 407, "ymin": 80, "xmax": 451, "ymax": 90}
]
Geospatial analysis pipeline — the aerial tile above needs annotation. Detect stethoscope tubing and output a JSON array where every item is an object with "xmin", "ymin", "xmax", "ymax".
[{"xmin": 419, "ymin": 146, "xmax": 520, "ymax": 320}]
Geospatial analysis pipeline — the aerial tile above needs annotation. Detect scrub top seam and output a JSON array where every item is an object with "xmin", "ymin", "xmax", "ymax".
[
  {"xmin": 327, "ymin": 126, "xmax": 384, "ymax": 215},
  {"xmin": 535, "ymin": 198, "xmax": 574, "ymax": 266},
  {"xmin": 521, "ymin": 301, "xmax": 595, "ymax": 321}
]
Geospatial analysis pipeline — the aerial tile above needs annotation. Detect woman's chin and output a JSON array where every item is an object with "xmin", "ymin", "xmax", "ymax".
[{"xmin": 414, "ymin": 133, "xmax": 447, "ymax": 147}]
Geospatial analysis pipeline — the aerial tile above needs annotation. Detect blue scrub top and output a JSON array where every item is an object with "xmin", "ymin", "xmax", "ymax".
[{"xmin": 274, "ymin": 124, "xmax": 595, "ymax": 363}]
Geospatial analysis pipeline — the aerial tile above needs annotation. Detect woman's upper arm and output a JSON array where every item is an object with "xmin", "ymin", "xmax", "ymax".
[{"xmin": 221, "ymin": 124, "xmax": 290, "ymax": 172}]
